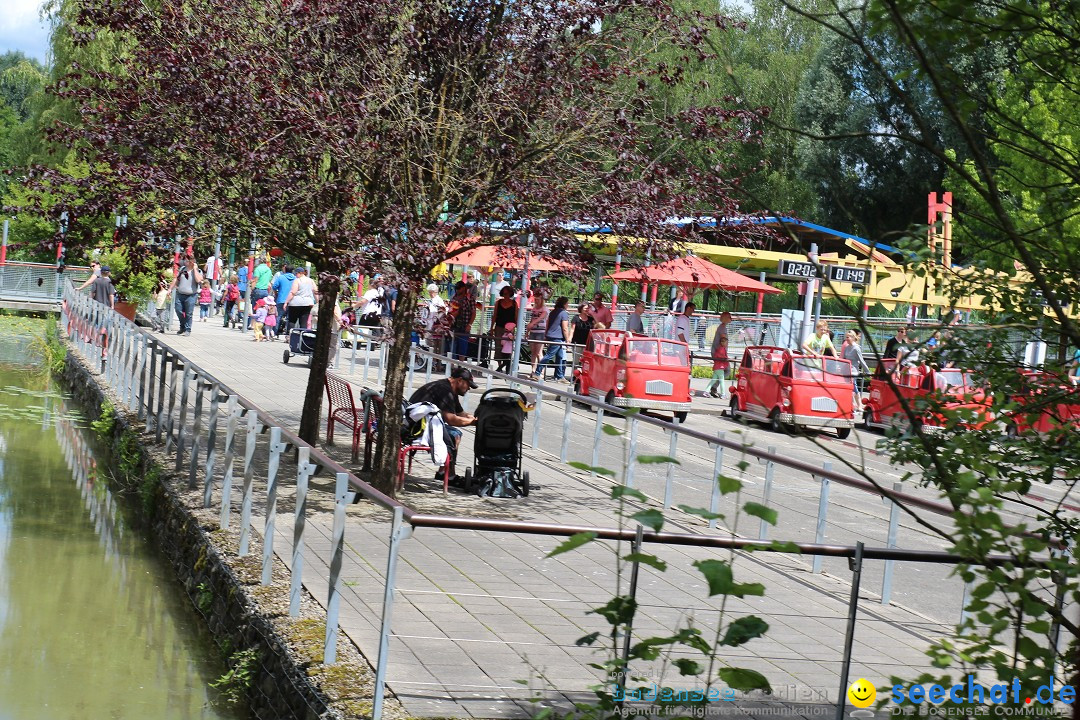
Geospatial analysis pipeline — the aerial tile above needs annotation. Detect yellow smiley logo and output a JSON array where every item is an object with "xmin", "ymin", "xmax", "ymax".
[{"xmin": 847, "ymin": 678, "xmax": 876, "ymax": 708}]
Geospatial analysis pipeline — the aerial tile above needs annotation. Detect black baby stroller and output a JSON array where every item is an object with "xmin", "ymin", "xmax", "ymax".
[
  {"xmin": 462, "ymin": 388, "xmax": 531, "ymax": 497},
  {"xmin": 283, "ymin": 327, "xmax": 318, "ymax": 364}
]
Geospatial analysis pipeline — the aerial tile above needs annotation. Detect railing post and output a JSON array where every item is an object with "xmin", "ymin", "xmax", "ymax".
[
  {"xmin": 290, "ymin": 446, "xmax": 313, "ymax": 617},
  {"xmin": 164, "ymin": 360, "xmax": 183, "ymax": 453},
  {"xmin": 174, "ymin": 365, "xmax": 193, "ymax": 471},
  {"xmin": 325, "ymin": 471, "xmax": 349, "ymax": 665},
  {"xmin": 812, "ymin": 461, "xmax": 832, "ymax": 574},
  {"xmin": 262, "ymin": 427, "xmax": 286, "ymax": 585},
  {"xmin": 758, "ymin": 447, "xmax": 776, "ymax": 540},
  {"xmin": 708, "ymin": 434, "xmax": 726, "ymax": 530},
  {"xmin": 591, "ymin": 406, "xmax": 605, "ymax": 478},
  {"xmin": 219, "ymin": 395, "xmax": 239, "ymax": 529},
  {"xmin": 349, "ymin": 328, "xmax": 357, "ymax": 375},
  {"xmin": 203, "ymin": 388, "xmax": 220, "ymax": 506},
  {"xmin": 881, "ymin": 481, "xmax": 902, "ymax": 604},
  {"xmin": 364, "ymin": 330, "xmax": 372, "ymax": 382},
  {"xmin": 835, "ymin": 541, "xmax": 864, "ymax": 720},
  {"xmin": 663, "ymin": 429, "xmax": 678, "ymax": 509},
  {"xmin": 531, "ymin": 389, "xmax": 542, "ymax": 449},
  {"xmin": 238, "ymin": 411, "xmax": 259, "ymax": 557},
  {"xmin": 187, "ymin": 377, "xmax": 206, "ymax": 489},
  {"xmin": 559, "ymin": 396, "xmax": 572, "ymax": 463},
  {"xmin": 423, "ymin": 344, "xmax": 432, "ymax": 385},
  {"xmin": 372, "ymin": 507, "xmax": 411, "ymax": 720},
  {"xmin": 155, "ymin": 350, "xmax": 169, "ymax": 443},
  {"xmin": 140, "ymin": 337, "xmax": 152, "ymax": 423},
  {"xmin": 377, "ymin": 339, "xmax": 385, "ymax": 385},
  {"xmin": 407, "ymin": 347, "xmax": 415, "ymax": 390},
  {"xmin": 625, "ymin": 416, "xmax": 639, "ymax": 488}
]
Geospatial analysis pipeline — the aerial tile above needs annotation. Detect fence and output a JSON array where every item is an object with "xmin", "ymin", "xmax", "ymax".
[
  {"xmin": 0, "ymin": 261, "xmax": 92, "ymax": 305},
  {"xmin": 59, "ymin": 279, "xmax": 1048, "ymax": 720}
]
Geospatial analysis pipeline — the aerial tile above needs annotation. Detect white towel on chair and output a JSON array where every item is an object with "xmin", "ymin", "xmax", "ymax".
[{"xmin": 405, "ymin": 401, "xmax": 448, "ymax": 466}]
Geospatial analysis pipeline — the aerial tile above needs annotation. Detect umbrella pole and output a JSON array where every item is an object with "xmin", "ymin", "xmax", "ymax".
[{"xmin": 611, "ymin": 246, "xmax": 621, "ymax": 311}]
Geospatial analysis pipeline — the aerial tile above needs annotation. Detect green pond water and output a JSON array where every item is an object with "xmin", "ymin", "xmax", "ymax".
[{"xmin": 0, "ymin": 330, "xmax": 245, "ymax": 720}]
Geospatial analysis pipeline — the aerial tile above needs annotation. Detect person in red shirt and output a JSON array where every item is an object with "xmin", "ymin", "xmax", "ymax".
[{"xmin": 587, "ymin": 292, "xmax": 613, "ymax": 329}]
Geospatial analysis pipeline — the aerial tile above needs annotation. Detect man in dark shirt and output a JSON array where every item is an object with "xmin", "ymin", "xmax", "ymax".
[
  {"xmin": 89, "ymin": 266, "xmax": 116, "ymax": 309},
  {"xmin": 408, "ymin": 367, "xmax": 478, "ymax": 481},
  {"xmin": 883, "ymin": 327, "xmax": 909, "ymax": 360}
]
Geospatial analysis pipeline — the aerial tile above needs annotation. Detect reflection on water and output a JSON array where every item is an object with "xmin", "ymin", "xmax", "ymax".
[{"xmin": 0, "ymin": 358, "xmax": 244, "ymax": 720}]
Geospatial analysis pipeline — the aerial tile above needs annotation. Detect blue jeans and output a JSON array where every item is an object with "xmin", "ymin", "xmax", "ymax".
[
  {"xmin": 536, "ymin": 341, "xmax": 565, "ymax": 380},
  {"xmin": 174, "ymin": 293, "xmax": 197, "ymax": 333}
]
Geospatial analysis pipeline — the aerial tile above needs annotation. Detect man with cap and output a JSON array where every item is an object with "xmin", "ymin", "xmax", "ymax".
[
  {"xmin": 88, "ymin": 265, "xmax": 116, "ymax": 309},
  {"xmin": 587, "ymin": 291, "xmax": 614, "ymax": 329},
  {"xmin": 408, "ymin": 367, "xmax": 478, "ymax": 484}
]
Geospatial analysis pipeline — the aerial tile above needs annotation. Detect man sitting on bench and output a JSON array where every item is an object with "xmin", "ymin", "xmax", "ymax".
[{"xmin": 408, "ymin": 367, "xmax": 478, "ymax": 485}]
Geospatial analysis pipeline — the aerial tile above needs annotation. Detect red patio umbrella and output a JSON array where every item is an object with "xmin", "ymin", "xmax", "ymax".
[
  {"xmin": 609, "ymin": 255, "xmax": 781, "ymax": 294},
  {"xmin": 444, "ymin": 238, "xmax": 576, "ymax": 272}
]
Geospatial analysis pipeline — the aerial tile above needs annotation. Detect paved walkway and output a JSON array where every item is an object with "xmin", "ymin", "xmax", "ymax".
[{"xmin": 146, "ymin": 319, "xmax": 954, "ymax": 718}]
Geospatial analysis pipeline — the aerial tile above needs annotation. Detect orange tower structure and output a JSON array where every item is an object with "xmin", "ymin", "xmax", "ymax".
[{"xmin": 928, "ymin": 191, "xmax": 953, "ymax": 268}]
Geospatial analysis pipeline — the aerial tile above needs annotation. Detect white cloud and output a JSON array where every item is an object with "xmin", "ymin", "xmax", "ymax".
[
  {"xmin": 0, "ymin": 0, "xmax": 50, "ymax": 64},
  {"xmin": 0, "ymin": 0, "xmax": 46, "ymax": 31}
]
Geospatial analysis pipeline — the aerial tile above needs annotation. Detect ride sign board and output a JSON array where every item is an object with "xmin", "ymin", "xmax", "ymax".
[
  {"xmin": 777, "ymin": 260, "xmax": 818, "ymax": 279},
  {"xmin": 777, "ymin": 259, "xmax": 869, "ymax": 285},
  {"xmin": 827, "ymin": 265, "xmax": 869, "ymax": 285}
]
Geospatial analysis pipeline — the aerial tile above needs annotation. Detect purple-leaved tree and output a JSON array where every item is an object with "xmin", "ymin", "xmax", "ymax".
[{"xmin": 23, "ymin": 0, "xmax": 771, "ymax": 494}]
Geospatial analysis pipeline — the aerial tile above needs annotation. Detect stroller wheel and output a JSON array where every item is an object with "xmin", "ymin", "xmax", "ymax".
[
  {"xmin": 463, "ymin": 467, "xmax": 472, "ymax": 491},
  {"xmin": 521, "ymin": 471, "xmax": 530, "ymax": 497},
  {"xmin": 283, "ymin": 349, "xmax": 290, "ymax": 364}
]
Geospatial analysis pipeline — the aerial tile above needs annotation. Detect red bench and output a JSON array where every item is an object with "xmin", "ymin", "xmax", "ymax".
[{"xmin": 324, "ymin": 372, "xmax": 366, "ymax": 462}]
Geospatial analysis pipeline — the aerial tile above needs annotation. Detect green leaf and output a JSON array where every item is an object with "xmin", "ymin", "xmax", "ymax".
[
  {"xmin": 547, "ymin": 531, "xmax": 597, "ymax": 558},
  {"xmin": 673, "ymin": 658, "xmax": 703, "ymax": 676},
  {"xmin": 629, "ymin": 509, "xmax": 664, "ymax": 532},
  {"xmin": 718, "ymin": 667, "xmax": 771, "ymax": 693},
  {"xmin": 720, "ymin": 616, "xmax": 770, "ymax": 647},
  {"xmin": 676, "ymin": 504, "xmax": 724, "ymax": 521},
  {"xmin": 568, "ymin": 461, "xmax": 616, "ymax": 477},
  {"xmin": 636, "ymin": 455, "xmax": 681, "ymax": 465},
  {"xmin": 717, "ymin": 475, "xmax": 743, "ymax": 494},
  {"xmin": 576, "ymin": 632, "xmax": 601, "ymax": 646},
  {"xmin": 743, "ymin": 502, "xmax": 778, "ymax": 526},
  {"xmin": 694, "ymin": 559, "xmax": 734, "ymax": 596},
  {"xmin": 602, "ymin": 423, "xmax": 622, "ymax": 436},
  {"xmin": 589, "ymin": 595, "xmax": 636, "ymax": 625},
  {"xmin": 623, "ymin": 552, "xmax": 668, "ymax": 572},
  {"xmin": 611, "ymin": 486, "xmax": 648, "ymax": 502}
]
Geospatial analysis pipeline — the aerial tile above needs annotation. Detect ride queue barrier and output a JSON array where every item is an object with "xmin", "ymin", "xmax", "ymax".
[{"xmin": 60, "ymin": 280, "xmax": 1053, "ymax": 720}]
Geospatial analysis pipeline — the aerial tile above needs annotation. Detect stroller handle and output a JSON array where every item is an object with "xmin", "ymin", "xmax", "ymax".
[
  {"xmin": 480, "ymin": 387, "xmax": 529, "ymax": 403},
  {"xmin": 479, "ymin": 387, "xmax": 534, "ymax": 412}
]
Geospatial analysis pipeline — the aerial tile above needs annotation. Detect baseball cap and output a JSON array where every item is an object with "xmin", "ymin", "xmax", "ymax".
[
  {"xmin": 100, "ymin": 265, "xmax": 111, "ymax": 273},
  {"xmin": 451, "ymin": 367, "xmax": 478, "ymax": 389}
]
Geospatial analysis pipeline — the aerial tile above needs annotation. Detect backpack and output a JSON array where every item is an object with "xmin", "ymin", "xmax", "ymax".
[{"xmin": 226, "ymin": 284, "xmax": 240, "ymax": 302}]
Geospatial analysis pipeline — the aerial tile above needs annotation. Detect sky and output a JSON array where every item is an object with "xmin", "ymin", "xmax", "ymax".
[{"xmin": 0, "ymin": 0, "xmax": 51, "ymax": 65}]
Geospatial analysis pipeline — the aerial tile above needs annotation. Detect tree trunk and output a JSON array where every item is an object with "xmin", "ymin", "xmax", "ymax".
[
  {"xmin": 370, "ymin": 288, "xmax": 419, "ymax": 496},
  {"xmin": 298, "ymin": 283, "xmax": 340, "ymax": 446}
]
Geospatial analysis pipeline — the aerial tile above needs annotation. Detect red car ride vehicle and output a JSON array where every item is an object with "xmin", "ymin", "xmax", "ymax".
[
  {"xmin": 729, "ymin": 346, "xmax": 856, "ymax": 439},
  {"xmin": 861, "ymin": 360, "xmax": 992, "ymax": 433},
  {"xmin": 1004, "ymin": 370, "xmax": 1080, "ymax": 436},
  {"xmin": 573, "ymin": 329, "xmax": 692, "ymax": 422}
]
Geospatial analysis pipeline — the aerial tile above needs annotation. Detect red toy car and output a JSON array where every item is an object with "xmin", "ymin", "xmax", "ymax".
[
  {"xmin": 573, "ymin": 329, "xmax": 692, "ymax": 422},
  {"xmin": 861, "ymin": 360, "xmax": 992, "ymax": 433},
  {"xmin": 729, "ymin": 346, "xmax": 856, "ymax": 438},
  {"xmin": 1004, "ymin": 370, "xmax": 1080, "ymax": 436}
]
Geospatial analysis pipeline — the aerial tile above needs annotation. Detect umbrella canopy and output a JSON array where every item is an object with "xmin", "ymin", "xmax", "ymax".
[
  {"xmin": 444, "ymin": 238, "xmax": 575, "ymax": 272},
  {"xmin": 609, "ymin": 255, "xmax": 781, "ymax": 294}
]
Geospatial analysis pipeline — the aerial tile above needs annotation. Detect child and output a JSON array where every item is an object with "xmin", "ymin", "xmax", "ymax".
[
  {"xmin": 264, "ymin": 301, "xmax": 278, "ymax": 339},
  {"xmin": 705, "ymin": 334, "xmax": 730, "ymax": 398},
  {"xmin": 152, "ymin": 277, "xmax": 171, "ymax": 333},
  {"xmin": 252, "ymin": 299, "xmax": 268, "ymax": 341},
  {"xmin": 497, "ymin": 322, "xmax": 516, "ymax": 373},
  {"xmin": 223, "ymin": 278, "xmax": 241, "ymax": 327},
  {"xmin": 198, "ymin": 281, "xmax": 213, "ymax": 321}
]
